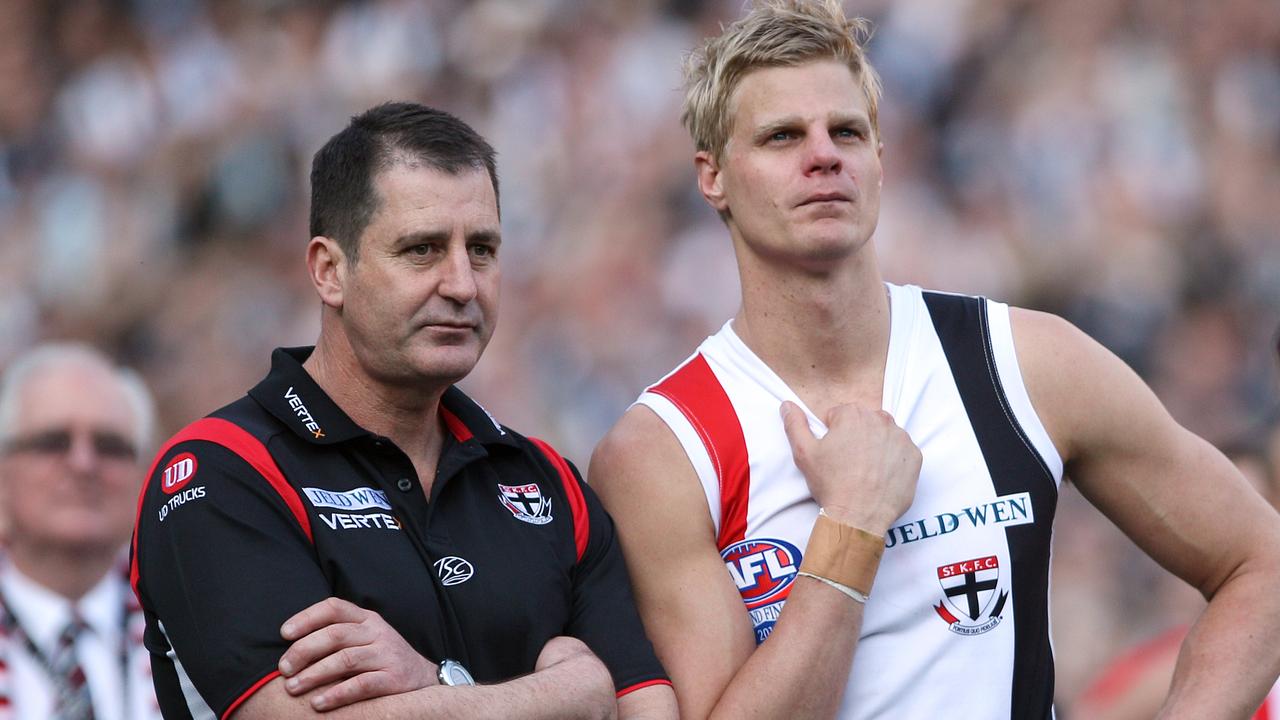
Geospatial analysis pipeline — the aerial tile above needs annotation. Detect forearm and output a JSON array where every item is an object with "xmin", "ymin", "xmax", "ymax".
[
  {"xmin": 237, "ymin": 649, "xmax": 616, "ymax": 720},
  {"xmin": 708, "ymin": 577, "xmax": 863, "ymax": 720},
  {"xmin": 1159, "ymin": 560, "xmax": 1280, "ymax": 719}
]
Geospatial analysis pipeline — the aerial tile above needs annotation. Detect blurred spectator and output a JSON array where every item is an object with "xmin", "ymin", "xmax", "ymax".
[
  {"xmin": 0, "ymin": 343, "xmax": 160, "ymax": 719},
  {"xmin": 0, "ymin": 0, "xmax": 1276, "ymax": 704}
]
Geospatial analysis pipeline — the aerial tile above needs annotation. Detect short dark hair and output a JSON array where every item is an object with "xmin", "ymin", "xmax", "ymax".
[{"xmin": 309, "ymin": 102, "xmax": 499, "ymax": 260}]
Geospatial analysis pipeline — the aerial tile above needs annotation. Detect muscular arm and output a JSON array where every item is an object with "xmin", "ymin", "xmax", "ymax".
[
  {"xmin": 234, "ymin": 634, "xmax": 618, "ymax": 720},
  {"xmin": 1013, "ymin": 308, "xmax": 1280, "ymax": 719},
  {"xmin": 590, "ymin": 403, "xmax": 918, "ymax": 720}
]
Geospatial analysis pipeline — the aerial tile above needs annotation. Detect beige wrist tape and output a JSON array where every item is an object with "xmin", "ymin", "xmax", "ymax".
[{"xmin": 798, "ymin": 511, "xmax": 884, "ymax": 597}]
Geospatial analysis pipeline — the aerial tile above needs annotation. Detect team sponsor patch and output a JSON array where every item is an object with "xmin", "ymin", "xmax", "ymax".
[
  {"xmin": 434, "ymin": 556, "xmax": 474, "ymax": 586},
  {"xmin": 497, "ymin": 483, "xmax": 552, "ymax": 525},
  {"xmin": 158, "ymin": 453, "xmax": 206, "ymax": 522},
  {"xmin": 721, "ymin": 538, "xmax": 802, "ymax": 644},
  {"xmin": 158, "ymin": 485, "xmax": 207, "ymax": 522},
  {"xmin": 303, "ymin": 487, "xmax": 392, "ymax": 511},
  {"xmin": 318, "ymin": 512, "xmax": 401, "ymax": 531},
  {"xmin": 885, "ymin": 489, "xmax": 1034, "ymax": 545},
  {"xmin": 162, "ymin": 453, "xmax": 197, "ymax": 495},
  {"xmin": 933, "ymin": 555, "xmax": 1007, "ymax": 636},
  {"xmin": 885, "ymin": 491, "xmax": 1034, "ymax": 549},
  {"xmin": 284, "ymin": 386, "xmax": 325, "ymax": 439}
]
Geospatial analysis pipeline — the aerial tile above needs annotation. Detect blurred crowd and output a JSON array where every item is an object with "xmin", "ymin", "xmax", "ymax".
[{"xmin": 0, "ymin": 0, "xmax": 1276, "ymax": 709}]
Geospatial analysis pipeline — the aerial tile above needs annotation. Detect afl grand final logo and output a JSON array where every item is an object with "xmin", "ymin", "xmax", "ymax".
[
  {"xmin": 721, "ymin": 538, "xmax": 802, "ymax": 645},
  {"xmin": 934, "ymin": 555, "xmax": 1007, "ymax": 636}
]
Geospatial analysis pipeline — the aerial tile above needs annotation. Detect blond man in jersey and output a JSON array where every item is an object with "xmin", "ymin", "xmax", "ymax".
[{"xmin": 590, "ymin": 1, "xmax": 1280, "ymax": 718}]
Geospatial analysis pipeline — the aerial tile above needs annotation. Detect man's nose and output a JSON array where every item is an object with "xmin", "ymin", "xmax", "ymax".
[
  {"xmin": 805, "ymin": 133, "xmax": 843, "ymax": 175},
  {"xmin": 66, "ymin": 431, "xmax": 99, "ymax": 474},
  {"xmin": 438, "ymin": 246, "xmax": 478, "ymax": 304}
]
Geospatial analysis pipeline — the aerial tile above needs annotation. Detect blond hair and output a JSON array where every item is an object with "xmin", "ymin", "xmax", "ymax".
[{"xmin": 682, "ymin": 0, "xmax": 883, "ymax": 161}]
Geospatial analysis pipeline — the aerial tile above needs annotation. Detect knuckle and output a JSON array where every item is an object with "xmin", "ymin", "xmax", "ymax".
[
  {"xmin": 351, "ymin": 673, "xmax": 376, "ymax": 696},
  {"xmin": 339, "ymin": 647, "xmax": 361, "ymax": 672}
]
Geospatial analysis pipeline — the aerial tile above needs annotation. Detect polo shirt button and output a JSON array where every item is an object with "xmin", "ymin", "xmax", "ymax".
[{"xmin": 396, "ymin": 478, "xmax": 413, "ymax": 492}]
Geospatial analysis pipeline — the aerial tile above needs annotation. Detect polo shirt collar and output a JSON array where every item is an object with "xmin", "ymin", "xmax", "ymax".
[
  {"xmin": 250, "ymin": 347, "xmax": 519, "ymax": 450},
  {"xmin": 440, "ymin": 385, "xmax": 519, "ymax": 449},
  {"xmin": 248, "ymin": 347, "xmax": 368, "ymax": 444}
]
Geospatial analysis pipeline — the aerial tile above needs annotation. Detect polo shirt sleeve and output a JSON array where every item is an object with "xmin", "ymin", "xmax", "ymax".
[
  {"xmin": 134, "ymin": 440, "xmax": 331, "ymax": 718},
  {"xmin": 563, "ymin": 460, "xmax": 671, "ymax": 696}
]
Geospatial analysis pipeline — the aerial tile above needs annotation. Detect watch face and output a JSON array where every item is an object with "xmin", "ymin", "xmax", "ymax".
[{"xmin": 439, "ymin": 660, "xmax": 475, "ymax": 686}]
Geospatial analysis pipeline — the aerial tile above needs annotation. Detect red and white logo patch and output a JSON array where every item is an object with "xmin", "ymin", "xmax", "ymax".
[
  {"xmin": 934, "ymin": 555, "xmax": 1007, "ymax": 636},
  {"xmin": 162, "ymin": 453, "xmax": 197, "ymax": 495},
  {"xmin": 497, "ymin": 483, "xmax": 552, "ymax": 525}
]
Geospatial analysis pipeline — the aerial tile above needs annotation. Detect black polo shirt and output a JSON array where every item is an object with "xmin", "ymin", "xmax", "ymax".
[{"xmin": 130, "ymin": 347, "xmax": 668, "ymax": 719}]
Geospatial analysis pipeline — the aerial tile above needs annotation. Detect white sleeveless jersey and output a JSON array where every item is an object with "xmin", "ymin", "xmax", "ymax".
[{"xmin": 635, "ymin": 283, "xmax": 1064, "ymax": 719}]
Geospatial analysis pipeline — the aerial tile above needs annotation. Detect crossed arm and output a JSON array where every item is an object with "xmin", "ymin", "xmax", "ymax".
[{"xmin": 232, "ymin": 598, "xmax": 676, "ymax": 719}]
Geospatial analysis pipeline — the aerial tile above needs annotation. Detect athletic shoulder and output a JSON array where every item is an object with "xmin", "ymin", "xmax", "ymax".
[{"xmin": 591, "ymin": 405, "xmax": 693, "ymax": 494}]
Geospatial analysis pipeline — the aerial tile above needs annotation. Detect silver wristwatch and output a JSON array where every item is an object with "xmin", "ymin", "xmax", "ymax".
[{"xmin": 437, "ymin": 659, "xmax": 475, "ymax": 687}]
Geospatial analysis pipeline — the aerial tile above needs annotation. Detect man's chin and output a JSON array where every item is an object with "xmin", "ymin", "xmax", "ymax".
[{"xmin": 409, "ymin": 348, "xmax": 483, "ymax": 385}]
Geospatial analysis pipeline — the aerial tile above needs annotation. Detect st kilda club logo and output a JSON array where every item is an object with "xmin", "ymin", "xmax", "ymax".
[
  {"xmin": 721, "ymin": 538, "xmax": 802, "ymax": 645},
  {"xmin": 934, "ymin": 555, "xmax": 1008, "ymax": 635},
  {"xmin": 498, "ymin": 483, "xmax": 553, "ymax": 525}
]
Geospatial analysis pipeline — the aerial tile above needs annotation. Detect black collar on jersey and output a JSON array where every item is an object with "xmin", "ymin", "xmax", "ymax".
[
  {"xmin": 248, "ymin": 347, "xmax": 518, "ymax": 450},
  {"xmin": 438, "ymin": 385, "xmax": 517, "ymax": 448}
]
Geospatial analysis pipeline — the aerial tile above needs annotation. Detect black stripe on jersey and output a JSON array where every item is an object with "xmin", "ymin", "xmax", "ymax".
[{"xmin": 923, "ymin": 291, "xmax": 1059, "ymax": 720}]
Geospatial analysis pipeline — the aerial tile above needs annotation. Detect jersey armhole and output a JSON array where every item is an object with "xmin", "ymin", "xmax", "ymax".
[
  {"xmin": 985, "ymin": 301, "xmax": 1065, "ymax": 484},
  {"xmin": 631, "ymin": 393, "xmax": 722, "ymax": 536}
]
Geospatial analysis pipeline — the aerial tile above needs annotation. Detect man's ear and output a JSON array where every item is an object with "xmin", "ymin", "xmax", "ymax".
[
  {"xmin": 307, "ymin": 236, "xmax": 347, "ymax": 309},
  {"xmin": 694, "ymin": 150, "xmax": 729, "ymax": 214}
]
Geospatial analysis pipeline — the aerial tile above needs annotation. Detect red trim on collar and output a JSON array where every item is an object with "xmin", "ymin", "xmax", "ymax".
[{"xmin": 441, "ymin": 407, "xmax": 474, "ymax": 443}]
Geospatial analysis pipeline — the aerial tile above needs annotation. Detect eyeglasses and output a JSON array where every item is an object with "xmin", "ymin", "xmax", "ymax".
[{"xmin": 1, "ymin": 428, "xmax": 138, "ymax": 462}]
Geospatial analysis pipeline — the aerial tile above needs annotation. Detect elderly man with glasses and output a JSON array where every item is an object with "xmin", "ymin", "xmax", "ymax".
[{"xmin": 0, "ymin": 343, "xmax": 160, "ymax": 720}]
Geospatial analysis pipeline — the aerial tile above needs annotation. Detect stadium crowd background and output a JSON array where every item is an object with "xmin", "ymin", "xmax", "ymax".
[{"xmin": 0, "ymin": 0, "xmax": 1275, "ymax": 709}]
